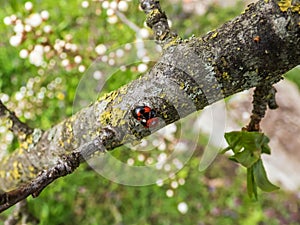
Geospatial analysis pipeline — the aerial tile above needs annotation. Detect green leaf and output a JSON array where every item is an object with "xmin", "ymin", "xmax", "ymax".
[
  {"xmin": 253, "ymin": 159, "xmax": 279, "ymax": 192},
  {"xmin": 247, "ymin": 167, "xmax": 257, "ymax": 200},
  {"xmin": 260, "ymin": 135, "xmax": 271, "ymax": 154},
  {"xmin": 224, "ymin": 131, "xmax": 244, "ymax": 153},
  {"xmin": 230, "ymin": 149, "xmax": 259, "ymax": 168}
]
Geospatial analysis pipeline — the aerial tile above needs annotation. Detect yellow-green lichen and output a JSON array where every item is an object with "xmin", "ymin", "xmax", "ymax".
[
  {"xmin": 97, "ymin": 90, "xmax": 119, "ymax": 102},
  {"xmin": 222, "ymin": 72, "xmax": 230, "ymax": 79},
  {"xmin": 277, "ymin": 0, "xmax": 300, "ymax": 12},
  {"xmin": 179, "ymin": 82, "xmax": 185, "ymax": 90},
  {"xmin": 12, "ymin": 161, "xmax": 22, "ymax": 180},
  {"xmin": 291, "ymin": 4, "xmax": 300, "ymax": 13},
  {"xmin": 99, "ymin": 111, "xmax": 112, "ymax": 125},
  {"xmin": 99, "ymin": 107, "xmax": 127, "ymax": 127},
  {"xmin": 211, "ymin": 31, "xmax": 218, "ymax": 39},
  {"xmin": 163, "ymin": 36, "xmax": 182, "ymax": 50},
  {"xmin": 119, "ymin": 85, "xmax": 128, "ymax": 95},
  {"xmin": 147, "ymin": 8, "xmax": 160, "ymax": 20},
  {"xmin": 278, "ymin": 0, "xmax": 290, "ymax": 12}
]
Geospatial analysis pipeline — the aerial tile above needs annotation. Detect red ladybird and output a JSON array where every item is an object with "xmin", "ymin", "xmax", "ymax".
[{"xmin": 132, "ymin": 106, "xmax": 158, "ymax": 128}]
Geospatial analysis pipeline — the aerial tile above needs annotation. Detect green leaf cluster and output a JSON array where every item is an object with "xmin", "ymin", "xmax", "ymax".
[{"xmin": 223, "ymin": 131, "xmax": 279, "ymax": 199}]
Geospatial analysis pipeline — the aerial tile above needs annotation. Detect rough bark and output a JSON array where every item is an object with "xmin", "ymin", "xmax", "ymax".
[{"xmin": 0, "ymin": 0, "xmax": 299, "ymax": 195}]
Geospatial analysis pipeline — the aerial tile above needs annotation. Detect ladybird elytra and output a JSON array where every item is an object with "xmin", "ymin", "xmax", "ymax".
[{"xmin": 132, "ymin": 106, "xmax": 158, "ymax": 128}]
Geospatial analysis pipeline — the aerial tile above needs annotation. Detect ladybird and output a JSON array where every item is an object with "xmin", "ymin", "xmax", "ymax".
[{"xmin": 132, "ymin": 106, "xmax": 158, "ymax": 128}]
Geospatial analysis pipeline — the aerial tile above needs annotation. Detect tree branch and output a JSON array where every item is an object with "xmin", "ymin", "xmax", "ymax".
[{"xmin": 0, "ymin": 0, "xmax": 300, "ymax": 211}]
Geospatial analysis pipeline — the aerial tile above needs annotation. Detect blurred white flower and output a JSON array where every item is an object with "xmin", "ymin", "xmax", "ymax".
[
  {"xmin": 0, "ymin": 94, "xmax": 9, "ymax": 103},
  {"xmin": 137, "ymin": 63, "xmax": 148, "ymax": 73},
  {"xmin": 102, "ymin": 1, "xmax": 109, "ymax": 9},
  {"xmin": 108, "ymin": 58, "xmax": 115, "ymax": 66},
  {"xmin": 127, "ymin": 158, "xmax": 134, "ymax": 166},
  {"xmin": 78, "ymin": 65, "xmax": 86, "ymax": 73},
  {"xmin": 74, "ymin": 55, "xmax": 82, "ymax": 64},
  {"xmin": 14, "ymin": 23, "xmax": 24, "ymax": 34},
  {"xmin": 19, "ymin": 49, "xmax": 29, "ymax": 58},
  {"xmin": 93, "ymin": 71, "xmax": 103, "ymax": 80},
  {"xmin": 116, "ymin": 49, "xmax": 124, "ymax": 58},
  {"xmin": 171, "ymin": 181, "xmax": 179, "ymax": 189},
  {"xmin": 110, "ymin": 1, "xmax": 118, "ymax": 10},
  {"xmin": 137, "ymin": 154, "xmax": 145, "ymax": 162},
  {"xmin": 107, "ymin": 15, "xmax": 118, "ymax": 24},
  {"xmin": 71, "ymin": 44, "xmax": 78, "ymax": 52},
  {"xmin": 139, "ymin": 28, "xmax": 150, "ymax": 39},
  {"xmin": 25, "ymin": 13, "xmax": 42, "ymax": 27},
  {"xmin": 15, "ymin": 92, "xmax": 24, "ymax": 101},
  {"xmin": 5, "ymin": 133, "xmax": 14, "ymax": 142},
  {"xmin": 177, "ymin": 202, "xmax": 188, "ymax": 214},
  {"xmin": 43, "ymin": 25, "xmax": 52, "ymax": 33},
  {"xmin": 166, "ymin": 189, "xmax": 174, "ymax": 197},
  {"xmin": 41, "ymin": 10, "xmax": 50, "ymax": 20},
  {"xmin": 81, "ymin": 1, "xmax": 89, "ymax": 8},
  {"xmin": 3, "ymin": 16, "xmax": 12, "ymax": 25},
  {"xmin": 118, "ymin": 1, "xmax": 128, "ymax": 12},
  {"xmin": 61, "ymin": 59, "xmax": 70, "ymax": 67},
  {"xmin": 9, "ymin": 35, "xmax": 23, "ymax": 46},
  {"xmin": 34, "ymin": 44, "xmax": 44, "ymax": 54},
  {"xmin": 156, "ymin": 179, "xmax": 164, "ymax": 187},
  {"xmin": 107, "ymin": 8, "xmax": 115, "ymax": 16},
  {"xmin": 178, "ymin": 178, "xmax": 185, "ymax": 185},
  {"xmin": 24, "ymin": 24, "xmax": 32, "ymax": 32},
  {"xmin": 10, "ymin": 15, "xmax": 17, "ymax": 23},
  {"xmin": 24, "ymin": 2, "xmax": 33, "ymax": 11},
  {"xmin": 29, "ymin": 50, "xmax": 44, "ymax": 66},
  {"xmin": 95, "ymin": 44, "xmax": 107, "ymax": 55}
]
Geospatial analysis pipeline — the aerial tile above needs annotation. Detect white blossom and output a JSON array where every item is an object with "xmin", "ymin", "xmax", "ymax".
[
  {"xmin": 41, "ymin": 10, "xmax": 50, "ymax": 20},
  {"xmin": 25, "ymin": 13, "xmax": 42, "ymax": 27},
  {"xmin": 24, "ymin": 2, "xmax": 33, "ymax": 11},
  {"xmin": 107, "ymin": 15, "xmax": 118, "ymax": 24},
  {"xmin": 9, "ymin": 35, "xmax": 22, "ymax": 47},
  {"xmin": 95, "ymin": 44, "xmax": 107, "ymax": 55},
  {"xmin": 29, "ymin": 50, "xmax": 44, "ymax": 66},
  {"xmin": 19, "ymin": 49, "xmax": 29, "ymax": 58},
  {"xmin": 3, "ymin": 16, "xmax": 12, "ymax": 25},
  {"xmin": 177, "ymin": 202, "xmax": 188, "ymax": 214},
  {"xmin": 118, "ymin": 1, "xmax": 128, "ymax": 12}
]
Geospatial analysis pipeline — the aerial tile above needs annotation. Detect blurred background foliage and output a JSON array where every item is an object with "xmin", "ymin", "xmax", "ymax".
[{"xmin": 0, "ymin": 0, "xmax": 300, "ymax": 224}]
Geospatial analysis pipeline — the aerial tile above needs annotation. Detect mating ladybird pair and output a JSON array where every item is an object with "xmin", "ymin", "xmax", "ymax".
[{"xmin": 132, "ymin": 106, "xmax": 158, "ymax": 128}]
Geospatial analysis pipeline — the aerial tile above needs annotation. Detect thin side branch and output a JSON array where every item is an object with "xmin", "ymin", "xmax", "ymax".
[
  {"xmin": 246, "ymin": 85, "xmax": 278, "ymax": 131},
  {"xmin": 4, "ymin": 200, "xmax": 39, "ymax": 225},
  {"xmin": 139, "ymin": 0, "xmax": 180, "ymax": 47},
  {"xmin": 0, "ymin": 100, "xmax": 33, "ymax": 141}
]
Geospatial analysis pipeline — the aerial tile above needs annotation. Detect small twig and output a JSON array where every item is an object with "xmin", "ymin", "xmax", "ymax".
[
  {"xmin": 0, "ymin": 100, "xmax": 33, "ymax": 141},
  {"xmin": 115, "ymin": 11, "xmax": 140, "ymax": 34},
  {"xmin": 0, "ymin": 127, "xmax": 115, "ymax": 213},
  {"xmin": 246, "ymin": 85, "xmax": 278, "ymax": 131},
  {"xmin": 4, "ymin": 200, "xmax": 39, "ymax": 225},
  {"xmin": 115, "ymin": 10, "xmax": 147, "ymax": 59},
  {"xmin": 139, "ymin": 0, "xmax": 179, "ymax": 47}
]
